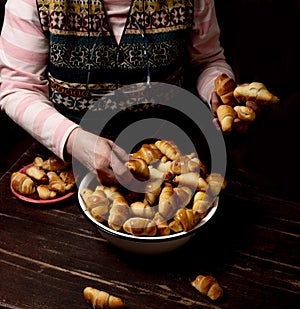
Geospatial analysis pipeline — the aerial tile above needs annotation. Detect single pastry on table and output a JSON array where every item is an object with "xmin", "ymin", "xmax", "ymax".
[
  {"xmin": 191, "ymin": 275, "xmax": 223, "ymax": 301},
  {"xmin": 83, "ymin": 286, "xmax": 125, "ymax": 309}
]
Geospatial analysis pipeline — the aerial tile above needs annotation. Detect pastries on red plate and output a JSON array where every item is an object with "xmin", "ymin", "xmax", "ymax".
[{"xmin": 11, "ymin": 155, "xmax": 75, "ymax": 200}]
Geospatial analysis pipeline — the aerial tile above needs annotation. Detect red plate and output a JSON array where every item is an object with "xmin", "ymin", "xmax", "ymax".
[{"xmin": 10, "ymin": 164, "xmax": 76, "ymax": 204}]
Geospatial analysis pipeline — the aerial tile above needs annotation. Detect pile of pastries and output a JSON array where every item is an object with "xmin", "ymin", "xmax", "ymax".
[
  {"xmin": 11, "ymin": 155, "xmax": 76, "ymax": 200},
  {"xmin": 80, "ymin": 139, "xmax": 226, "ymax": 237},
  {"xmin": 214, "ymin": 73, "xmax": 280, "ymax": 133}
]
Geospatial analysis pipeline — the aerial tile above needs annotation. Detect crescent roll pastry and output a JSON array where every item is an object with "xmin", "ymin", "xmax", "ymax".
[
  {"xmin": 42, "ymin": 155, "xmax": 68, "ymax": 171},
  {"xmin": 158, "ymin": 183, "xmax": 177, "ymax": 219},
  {"xmin": 108, "ymin": 191, "xmax": 131, "ymax": 231},
  {"xmin": 233, "ymin": 82, "xmax": 279, "ymax": 105},
  {"xmin": 47, "ymin": 171, "xmax": 66, "ymax": 194},
  {"xmin": 192, "ymin": 191, "xmax": 213, "ymax": 219},
  {"xmin": 59, "ymin": 170, "xmax": 76, "ymax": 191},
  {"xmin": 234, "ymin": 105, "xmax": 256, "ymax": 122},
  {"xmin": 173, "ymin": 186, "xmax": 193, "ymax": 208},
  {"xmin": 143, "ymin": 178, "xmax": 162, "ymax": 205},
  {"xmin": 83, "ymin": 286, "xmax": 125, "ymax": 309},
  {"xmin": 214, "ymin": 73, "xmax": 237, "ymax": 105},
  {"xmin": 206, "ymin": 173, "xmax": 226, "ymax": 196},
  {"xmin": 25, "ymin": 165, "xmax": 48, "ymax": 184},
  {"xmin": 132, "ymin": 143, "xmax": 162, "ymax": 164},
  {"xmin": 173, "ymin": 172, "xmax": 208, "ymax": 192},
  {"xmin": 216, "ymin": 104, "xmax": 237, "ymax": 133},
  {"xmin": 37, "ymin": 185, "xmax": 57, "ymax": 200},
  {"xmin": 153, "ymin": 212, "xmax": 170, "ymax": 236},
  {"xmin": 125, "ymin": 158, "xmax": 150, "ymax": 181},
  {"xmin": 171, "ymin": 208, "xmax": 200, "ymax": 232},
  {"xmin": 191, "ymin": 275, "xmax": 223, "ymax": 301},
  {"xmin": 154, "ymin": 140, "xmax": 180, "ymax": 161},
  {"xmin": 80, "ymin": 187, "xmax": 109, "ymax": 212},
  {"xmin": 123, "ymin": 217, "xmax": 157, "ymax": 236},
  {"xmin": 11, "ymin": 172, "xmax": 36, "ymax": 195},
  {"xmin": 170, "ymin": 153, "xmax": 207, "ymax": 176},
  {"xmin": 33, "ymin": 156, "xmax": 44, "ymax": 168},
  {"xmin": 130, "ymin": 201, "xmax": 155, "ymax": 219}
]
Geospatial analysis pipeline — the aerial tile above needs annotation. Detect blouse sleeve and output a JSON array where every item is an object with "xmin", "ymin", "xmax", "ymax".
[
  {"xmin": 188, "ymin": 0, "xmax": 235, "ymax": 106},
  {"xmin": 0, "ymin": 0, "xmax": 78, "ymax": 160}
]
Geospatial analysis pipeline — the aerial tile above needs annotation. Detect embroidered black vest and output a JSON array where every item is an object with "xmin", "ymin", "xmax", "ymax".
[{"xmin": 37, "ymin": 0, "xmax": 194, "ymax": 120}]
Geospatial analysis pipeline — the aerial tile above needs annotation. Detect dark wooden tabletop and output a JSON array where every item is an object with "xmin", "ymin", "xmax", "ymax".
[{"xmin": 1, "ymin": 92, "xmax": 300, "ymax": 309}]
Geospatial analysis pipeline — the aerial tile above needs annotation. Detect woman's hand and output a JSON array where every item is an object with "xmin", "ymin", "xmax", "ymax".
[{"xmin": 66, "ymin": 127, "xmax": 133, "ymax": 184}]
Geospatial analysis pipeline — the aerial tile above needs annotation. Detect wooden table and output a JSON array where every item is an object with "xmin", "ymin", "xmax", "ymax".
[{"xmin": 1, "ymin": 91, "xmax": 300, "ymax": 308}]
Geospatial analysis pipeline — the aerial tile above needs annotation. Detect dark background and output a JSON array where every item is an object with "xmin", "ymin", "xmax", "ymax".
[{"xmin": 1, "ymin": 0, "xmax": 300, "ymax": 199}]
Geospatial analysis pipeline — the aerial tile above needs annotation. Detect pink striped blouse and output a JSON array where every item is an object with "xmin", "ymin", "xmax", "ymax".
[{"xmin": 0, "ymin": 0, "xmax": 234, "ymax": 160}]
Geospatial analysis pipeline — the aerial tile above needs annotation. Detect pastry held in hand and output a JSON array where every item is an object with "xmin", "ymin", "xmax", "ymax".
[
  {"xmin": 125, "ymin": 157, "xmax": 150, "ymax": 181},
  {"xmin": 132, "ymin": 143, "xmax": 162, "ymax": 164},
  {"xmin": 11, "ymin": 172, "xmax": 36, "ymax": 195},
  {"xmin": 216, "ymin": 105, "xmax": 237, "ymax": 133},
  {"xmin": 234, "ymin": 82, "xmax": 279, "ymax": 105},
  {"xmin": 191, "ymin": 275, "xmax": 223, "ymax": 301},
  {"xmin": 83, "ymin": 286, "xmax": 125, "ymax": 309},
  {"xmin": 214, "ymin": 73, "xmax": 237, "ymax": 105},
  {"xmin": 234, "ymin": 105, "xmax": 256, "ymax": 122}
]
